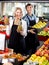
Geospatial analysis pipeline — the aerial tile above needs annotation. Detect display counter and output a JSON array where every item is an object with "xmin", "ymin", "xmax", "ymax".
[
  {"xmin": 23, "ymin": 38, "xmax": 49, "ymax": 65},
  {"xmin": 38, "ymin": 35, "xmax": 49, "ymax": 41}
]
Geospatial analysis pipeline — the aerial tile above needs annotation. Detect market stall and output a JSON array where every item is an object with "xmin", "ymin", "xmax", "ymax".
[
  {"xmin": 0, "ymin": 2, "xmax": 49, "ymax": 65},
  {"xmin": 38, "ymin": 26, "xmax": 49, "ymax": 41},
  {"xmin": 23, "ymin": 39, "xmax": 49, "ymax": 65}
]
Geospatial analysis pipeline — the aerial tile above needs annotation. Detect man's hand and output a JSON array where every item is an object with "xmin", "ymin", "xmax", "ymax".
[{"xmin": 29, "ymin": 29, "xmax": 36, "ymax": 34}]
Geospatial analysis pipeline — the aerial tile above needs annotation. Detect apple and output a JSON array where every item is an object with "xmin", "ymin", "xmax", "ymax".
[
  {"xmin": 44, "ymin": 54, "xmax": 48, "ymax": 58},
  {"xmin": 47, "ymin": 50, "xmax": 49, "ymax": 54},
  {"xmin": 42, "ymin": 59, "xmax": 48, "ymax": 65},
  {"xmin": 45, "ymin": 47, "xmax": 48, "ymax": 50},
  {"xmin": 34, "ymin": 56, "xmax": 41, "ymax": 62},
  {"xmin": 39, "ymin": 56, "xmax": 46, "ymax": 64},
  {"xmin": 46, "ymin": 56, "xmax": 49, "ymax": 61},
  {"xmin": 44, "ymin": 49, "xmax": 49, "ymax": 55},
  {"xmin": 39, "ymin": 48, "xmax": 42, "ymax": 51},
  {"xmin": 44, "ymin": 43, "xmax": 48, "ymax": 47},
  {"xmin": 40, "ymin": 51, "xmax": 45, "ymax": 56},
  {"xmin": 35, "ymin": 50, "xmax": 40, "ymax": 56},
  {"xmin": 43, "ymin": 27, "xmax": 48, "ymax": 32},
  {"xmin": 31, "ymin": 54, "xmax": 37, "ymax": 59},
  {"xmin": 47, "ymin": 62, "xmax": 49, "ymax": 65},
  {"xmin": 41, "ymin": 45, "xmax": 45, "ymax": 50},
  {"xmin": 29, "ymin": 57, "xmax": 35, "ymax": 61}
]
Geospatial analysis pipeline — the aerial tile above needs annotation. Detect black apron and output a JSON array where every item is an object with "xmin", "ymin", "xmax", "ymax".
[
  {"xmin": 8, "ymin": 24, "xmax": 26, "ymax": 54},
  {"xmin": 26, "ymin": 15, "xmax": 39, "ymax": 54}
]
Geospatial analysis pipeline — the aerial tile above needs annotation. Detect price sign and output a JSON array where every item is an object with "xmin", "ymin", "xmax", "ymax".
[{"xmin": 0, "ymin": 33, "xmax": 6, "ymax": 50}]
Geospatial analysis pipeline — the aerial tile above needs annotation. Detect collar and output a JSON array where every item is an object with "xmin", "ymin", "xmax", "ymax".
[{"xmin": 27, "ymin": 14, "xmax": 33, "ymax": 17}]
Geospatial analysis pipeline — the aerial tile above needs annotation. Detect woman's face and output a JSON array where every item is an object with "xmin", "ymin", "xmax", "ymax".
[
  {"xmin": 15, "ymin": 9, "xmax": 22, "ymax": 20},
  {"xmin": 26, "ymin": 5, "xmax": 33, "ymax": 15}
]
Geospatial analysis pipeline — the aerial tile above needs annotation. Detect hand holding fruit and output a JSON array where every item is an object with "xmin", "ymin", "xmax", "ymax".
[
  {"xmin": 17, "ymin": 25, "xmax": 23, "ymax": 32},
  {"xmin": 17, "ymin": 25, "xmax": 24, "ymax": 36}
]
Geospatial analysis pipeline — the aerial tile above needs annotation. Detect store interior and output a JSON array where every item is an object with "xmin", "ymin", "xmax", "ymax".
[
  {"xmin": 0, "ymin": 1, "xmax": 49, "ymax": 65},
  {"xmin": 0, "ymin": 2, "xmax": 49, "ymax": 17}
]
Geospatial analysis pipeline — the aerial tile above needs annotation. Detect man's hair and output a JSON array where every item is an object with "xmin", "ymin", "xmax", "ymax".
[{"xmin": 25, "ymin": 3, "xmax": 33, "ymax": 9}]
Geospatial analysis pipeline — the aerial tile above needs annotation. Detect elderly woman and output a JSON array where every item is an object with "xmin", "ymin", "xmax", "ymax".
[{"xmin": 8, "ymin": 7, "xmax": 27, "ymax": 55}]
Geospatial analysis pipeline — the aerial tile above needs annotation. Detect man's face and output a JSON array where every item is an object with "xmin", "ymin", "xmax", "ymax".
[
  {"xmin": 26, "ymin": 5, "xmax": 33, "ymax": 14},
  {"xmin": 15, "ymin": 9, "xmax": 22, "ymax": 20}
]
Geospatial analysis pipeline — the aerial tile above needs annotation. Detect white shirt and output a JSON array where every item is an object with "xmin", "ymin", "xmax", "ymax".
[{"xmin": 21, "ymin": 19, "xmax": 27, "ymax": 37}]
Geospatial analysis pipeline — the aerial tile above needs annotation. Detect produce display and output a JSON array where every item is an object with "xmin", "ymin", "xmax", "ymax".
[
  {"xmin": 35, "ymin": 39, "xmax": 49, "ymax": 60},
  {"xmin": 0, "ymin": 17, "xmax": 4, "ymax": 24},
  {"xmin": 23, "ymin": 39, "xmax": 49, "ymax": 65},
  {"xmin": 0, "ymin": 15, "xmax": 9, "ymax": 25},
  {"xmin": 38, "ymin": 27, "xmax": 49, "ymax": 36},
  {"xmin": 4, "ymin": 16, "xmax": 9, "ymax": 25},
  {"xmin": 3, "ymin": 53, "xmax": 28, "ymax": 61},
  {"xmin": 35, "ymin": 45, "xmax": 49, "ymax": 57},
  {"xmin": 0, "ymin": 48, "xmax": 13, "ymax": 55},
  {"xmin": 23, "ymin": 58, "xmax": 39, "ymax": 65},
  {"xmin": 43, "ymin": 27, "xmax": 49, "ymax": 32},
  {"xmin": 0, "ymin": 16, "xmax": 49, "ymax": 65},
  {"xmin": 26, "ymin": 54, "xmax": 49, "ymax": 65},
  {"xmin": 32, "ymin": 21, "xmax": 47, "ymax": 29},
  {"xmin": 0, "ymin": 48, "xmax": 28, "ymax": 62},
  {"xmin": 0, "ymin": 25, "xmax": 6, "ymax": 31},
  {"xmin": 38, "ymin": 31, "xmax": 49, "ymax": 36}
]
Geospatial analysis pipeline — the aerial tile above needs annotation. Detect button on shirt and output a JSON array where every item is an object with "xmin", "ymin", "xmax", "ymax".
[{"xmin": 23, "ymin": 14, "xmax": 36, "ymax": 27}]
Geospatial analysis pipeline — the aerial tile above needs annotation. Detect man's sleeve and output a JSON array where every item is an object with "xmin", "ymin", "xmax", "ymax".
[{"xmin": 23, "ymin": 16, "xmax": 29, "ymax": 26}]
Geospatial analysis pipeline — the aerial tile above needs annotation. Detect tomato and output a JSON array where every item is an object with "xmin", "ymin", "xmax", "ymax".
[
  {"xmin": 0, "ymin": 51, "xmax": 4, "ymax": 54},
  {"xmin": 5, "ymin": 48, "xmax": 9, "ymax": 52}
]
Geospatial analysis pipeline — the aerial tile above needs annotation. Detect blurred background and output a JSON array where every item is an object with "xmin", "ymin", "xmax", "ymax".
[{"xmin": 0, "ymin": 2, "xmax": 49, "ymax": 18}]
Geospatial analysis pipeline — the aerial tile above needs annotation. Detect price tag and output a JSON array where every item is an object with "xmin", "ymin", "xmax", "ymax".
[
  {"xmin": 8, "ymin": 58, "xmax": 15, "ymax": 63},
  {"xmin": 2, "ymin": 59, "xmax": 8, "ymax": 63},
  {"xmin": 0, "ymin": 33, "xmax": 6, "ymax": 50}
]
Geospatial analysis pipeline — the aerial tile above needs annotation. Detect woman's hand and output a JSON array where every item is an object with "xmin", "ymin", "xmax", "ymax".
[
  {"xmin": 17, "ymin": 25, "xmax": 23, "ymax": 34},
  {"xmin": 19, "ymin": 31, "xmax": 23, "ymax": 35},
  {"xmin": 17, "ymin": 28, "xmax": 23, "ymax": 33},
  {"xmin": 17, "ymin": 29, "xmax": 24, "ymax": 36},
  {"xmin": 17, "ymin": 28, "xmax": 20, "ymax": 33},
  {"xmin": 17, "ymin": 27, "xmax": 23, "ymax": 35},
  {"xmin": 17, "ymin": 25, "xmax": 22, "ymax": 33},
  {"xmin": 29, "ymin": 29, "xmax": 36, "ymax": 34}
]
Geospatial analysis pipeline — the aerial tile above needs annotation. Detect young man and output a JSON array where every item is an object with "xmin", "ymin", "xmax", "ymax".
[
  {"xmin": 23, "ymin": 3, "xmax": 39, "ymax": 55},
  {"xmin": 23, "ymin": 3, "xmax": 36, "ymax": 27}
]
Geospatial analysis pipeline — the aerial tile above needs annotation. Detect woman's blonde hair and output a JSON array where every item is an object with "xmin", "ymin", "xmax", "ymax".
[{"xmin": 14, "ymin": 7, "xmax": 22, "ymax": 17}]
